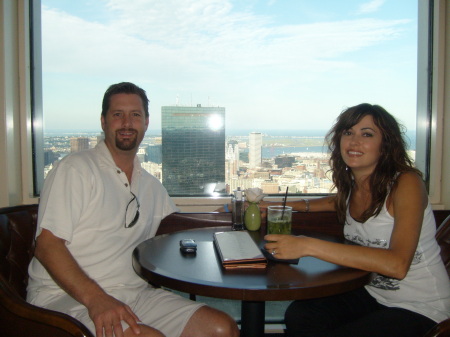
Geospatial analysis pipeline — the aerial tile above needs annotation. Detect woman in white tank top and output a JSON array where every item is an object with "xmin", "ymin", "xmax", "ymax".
[{"xmin": 262, "ymin": 103, "xmax": 450, "ymax": 337}]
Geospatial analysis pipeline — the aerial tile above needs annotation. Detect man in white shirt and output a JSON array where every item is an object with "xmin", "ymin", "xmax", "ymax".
[{"xmin": 27, "ymin": 82, "xmax": 239, "ymax": 337}]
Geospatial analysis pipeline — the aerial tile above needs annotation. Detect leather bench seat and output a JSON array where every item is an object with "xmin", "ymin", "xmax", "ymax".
[{"xmin": 1, "ymin": 204, "xmax": 449, "ymax": 337}]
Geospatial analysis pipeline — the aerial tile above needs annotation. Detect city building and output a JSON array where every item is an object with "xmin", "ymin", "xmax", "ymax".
[
  {"xmin": 44, "ymin": 150, "xmax": 59, "ymax": 166},
  {"xmin": 141, "ymin": 161, "xmax": 162, "ymax": 181},
  {"xmin": 70, "ymin": 137, "xmax": 89, "ymax": 153},
  {"xmin": 275, "ymin": 155, "xmax": 296, "ymax": 169},
  {"xmin": 161, "ymin": 104, "xmax": 226, "ymax": 195},
  {"xmin": 225, "ymin": 140, "xmax": 239, "ymax": 182},
  {"xmin": 145, "ymin": 144, "xmax": 162, "ymax": 164},
  {"xmin": 137, "ymin": 147, "xmax": 146, "ymax": 163},
  {"xmin": 249, "ymin": 132, "xmax": 262, "ymax": 169}
]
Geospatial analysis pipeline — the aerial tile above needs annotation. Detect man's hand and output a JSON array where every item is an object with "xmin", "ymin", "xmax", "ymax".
[
  {"xmin": 88, "ymin": 293, "xmax": 141, "ymax": 337},
  {"xmin": 35, "ymin": 230, "xmax": 142, "ymax": 337}
]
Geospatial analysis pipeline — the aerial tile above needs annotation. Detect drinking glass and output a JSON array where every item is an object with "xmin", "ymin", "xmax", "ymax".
[{"xmin": 267, "ymin": 206, "xmax": 292, "ymax": 235}]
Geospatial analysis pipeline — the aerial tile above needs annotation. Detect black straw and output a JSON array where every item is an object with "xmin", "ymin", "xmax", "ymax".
[{"xmin": 281, "ymin": 186, "xmax": 289, "ymax": 218}]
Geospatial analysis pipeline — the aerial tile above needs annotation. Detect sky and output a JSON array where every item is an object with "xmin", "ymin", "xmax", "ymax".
[{"xmin": 41, "ymin": 0, "xmax": 418, "ymax": 133}]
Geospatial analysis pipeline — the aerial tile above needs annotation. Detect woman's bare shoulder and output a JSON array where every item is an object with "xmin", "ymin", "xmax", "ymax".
[
  {"xmin": 392, "ymin": 171, "xmax": 427, "ymax": 206},
  {"xmin": 396, "ymin": 171, "xmax": 424, "ymax": 187}
]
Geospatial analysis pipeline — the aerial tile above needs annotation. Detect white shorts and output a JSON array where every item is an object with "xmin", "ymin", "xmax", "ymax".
[{"xmin": 30, "ymin": 285, "xmax": 205, "ymax": 337}]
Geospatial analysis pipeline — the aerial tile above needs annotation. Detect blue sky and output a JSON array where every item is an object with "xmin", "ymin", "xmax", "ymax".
[{"xmin": 41, "ymin": 0, "xmax": 418, "ymax": 132}]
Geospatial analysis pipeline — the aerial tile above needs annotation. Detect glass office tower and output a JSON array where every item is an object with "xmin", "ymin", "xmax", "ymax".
[{"xmin": 162, "ymin": 105, "xmax": 226, "ymax": 196}]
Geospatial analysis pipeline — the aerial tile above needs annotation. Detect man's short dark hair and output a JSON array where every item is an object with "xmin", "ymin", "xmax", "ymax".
[{"xmin": 102, "ymin": 82, "xmax": 149, "ymax": 118}]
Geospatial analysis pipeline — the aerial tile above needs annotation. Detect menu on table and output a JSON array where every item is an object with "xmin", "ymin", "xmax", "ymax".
[{"xmin": 213, "ymin": 231, "xmax": 267, "ymax": 269}]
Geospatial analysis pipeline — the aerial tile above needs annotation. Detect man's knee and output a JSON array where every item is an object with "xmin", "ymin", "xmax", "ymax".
[
  {"xmin": 199, "ymin": 307, "xmax": 239, "ymax": 337},
  {"xmin": 182, "ymin": 306, "xmax": 239, "ymax": 337},
  {"xmin": 124, "ymin": 324, "xmax": 165, "ymax": 337},
  {"xmin": 214, "ymin": 311, "xmax": 239, "ymax": 337}
]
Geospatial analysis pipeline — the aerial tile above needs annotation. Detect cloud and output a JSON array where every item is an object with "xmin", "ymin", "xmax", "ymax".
[
  {"xmin": 42, "ymin": 0, "xmax": 407, "ymax": 74},
  {"xmin": 41, "ymin": 0, "xmax": 415, "ymax": 130},
  {"xmin": 356, "ymin": 0, "xmax": 386, "ymax": 15}
]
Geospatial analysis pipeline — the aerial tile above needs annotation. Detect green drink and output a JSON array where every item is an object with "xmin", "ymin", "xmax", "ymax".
[
  {"xmin": 267, "ymin": 206, "xmax": 292, "ymax": 235},
  {"xmin": 268, "ymin": 219, "xmax": 291, "ymax": 235}
]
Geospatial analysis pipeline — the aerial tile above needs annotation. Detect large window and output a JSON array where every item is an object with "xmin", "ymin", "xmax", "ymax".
[{"xmin": 35, "ymin": 0, "xmax": 419, "ymax": 198}]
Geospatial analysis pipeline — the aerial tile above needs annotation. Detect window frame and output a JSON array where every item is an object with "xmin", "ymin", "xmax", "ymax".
[
  {"xmin": 0, "ymin": 0, "xmax": 36, "ymax": 206},
  {"xmin": 30, "ymin": 0, "xmax": 45, "ymax": 198},
  {"xmin": 415, "ymin": 0, "xmax": 447, "ymax": 208}
]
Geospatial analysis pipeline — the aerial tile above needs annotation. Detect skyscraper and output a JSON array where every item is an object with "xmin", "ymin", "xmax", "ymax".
[
  {"xmin": 162, "ymin": 104, "xmax": 225, "ymax": 195},
  {"xmin": 249, "ymin": 132, "xmax": 262, "ymax": 169}
]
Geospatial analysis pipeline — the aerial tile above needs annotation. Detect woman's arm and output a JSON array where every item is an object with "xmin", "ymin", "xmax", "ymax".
[{"xmin": 265, "ymin": 172, "xmax": 427, "ymax": 279}]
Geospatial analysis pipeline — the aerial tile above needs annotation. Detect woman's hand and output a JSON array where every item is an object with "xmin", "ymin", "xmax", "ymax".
[{"xmin": 264, "ymin": 234, "xmax": 307, "ymax": 260}]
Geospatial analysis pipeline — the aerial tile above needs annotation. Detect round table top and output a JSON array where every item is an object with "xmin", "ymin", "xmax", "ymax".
[{"xmin": 133, "ymin": 226, "xmax": 372, "ymax": 301}]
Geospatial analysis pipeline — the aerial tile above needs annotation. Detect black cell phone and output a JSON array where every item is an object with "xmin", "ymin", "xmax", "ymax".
[{"xmin": 179, "ymin": 239, "xmax": 197, "ymax": 254}]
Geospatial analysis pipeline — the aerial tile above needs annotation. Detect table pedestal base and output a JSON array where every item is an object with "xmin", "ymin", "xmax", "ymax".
[{"xmin": 241, "ymin": 301, "xmax": 265, "ymax": 337}]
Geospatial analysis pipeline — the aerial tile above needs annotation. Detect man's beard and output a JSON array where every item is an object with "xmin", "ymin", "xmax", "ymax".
[{"xmin": 115, "ymin": 130, "xmax": 138, "ymax": 151}]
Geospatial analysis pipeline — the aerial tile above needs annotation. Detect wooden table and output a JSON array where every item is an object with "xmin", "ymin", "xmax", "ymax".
[{"xmin": 132, "ymin": 226, "xmax": 372, "ymax": 337}]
